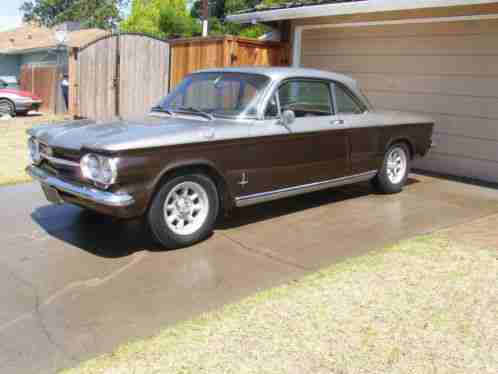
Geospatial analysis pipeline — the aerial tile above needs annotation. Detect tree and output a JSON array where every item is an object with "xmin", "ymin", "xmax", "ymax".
[
  {"xmin": 121, "ymin": 0, "xmax": 200, "ymax": 38},
  {"xmin": 20, "ymin": 0, "xmax": 127, "ymax": 29},
  {"xmin": 159, "ymin": 4, "xmax": 201, "ymax": 38},
  {"xmin": 190, "ymin": 0, "xmax": 268, "ymax": 38}
]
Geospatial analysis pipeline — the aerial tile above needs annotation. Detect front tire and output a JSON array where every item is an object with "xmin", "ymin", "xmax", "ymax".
[
  {"xmin": 147, "ymin": 173, "xmax": 219, "ymax": 249},
  {"xmin": 0, "ymin": 99, "xmax": 15, "ymax": 117},
  {"xmin": 373, "ymin": 143, "xmax": 410, "ymax": 194}
]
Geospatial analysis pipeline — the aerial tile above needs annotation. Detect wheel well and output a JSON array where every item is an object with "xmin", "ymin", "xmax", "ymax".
[
  {"xmin": 0, "ymin": 98, "xmax": 15, "ymax": 111},
  {"xmin": 151, "ymin": 164, "xmax": 231, "ymax": 214},
  {"xmin": 390, "ymin": 139, "xmax": 414, "ymax": 159}
]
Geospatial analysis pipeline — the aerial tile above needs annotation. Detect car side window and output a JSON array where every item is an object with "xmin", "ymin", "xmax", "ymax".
[
  {"xmin": 278, "ymin": 80, "xmax": 332, "ymax": 118},
  {"xmin": 265, "ymin": 93, "xmax": 279, "ymax": 118},
  {"xmin": 334, "ymin": 83, "xmax": 365, "ymax": 114}
]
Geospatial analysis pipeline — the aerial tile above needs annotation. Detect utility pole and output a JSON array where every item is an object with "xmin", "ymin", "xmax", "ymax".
[{"xmin": 202, "ymin": 0, "xmax": 209, "ymax": 37}]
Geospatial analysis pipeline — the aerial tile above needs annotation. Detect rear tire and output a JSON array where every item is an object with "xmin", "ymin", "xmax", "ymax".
[
  {"xmin": 373, "ymin": 143, "xmax": 410, "ymax": 194},
  {"xmin": 0, "ymin": 99, "xmax": 15, "ymax": 117},
  {"xmin": 147, "ymin": 173, "xmax": 219, "ymax": 249}
]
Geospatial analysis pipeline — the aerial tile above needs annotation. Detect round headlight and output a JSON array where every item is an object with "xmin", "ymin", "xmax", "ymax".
[
  {"xmin": 80, "ymin": 154, "xmax": 117, "ymax": 187},
  {"xmin": 28, "ymin": 137, "xmax": 41, "ymax": 165},
  {"xmin": 99, "ymin": 157, "xmax": 117, "ymax": 185}
]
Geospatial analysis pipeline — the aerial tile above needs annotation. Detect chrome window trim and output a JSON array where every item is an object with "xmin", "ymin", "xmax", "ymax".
[
  {"xmin": 332, "ymin": 81, "xmax": 368, "ymax": 115},
  {"xmin": 261, "ymin": 77, "xmax": 335, "ymax": 119},
  {"xmin": 235, "ymin": 170, "xmax": 377, "ymax": 207}
]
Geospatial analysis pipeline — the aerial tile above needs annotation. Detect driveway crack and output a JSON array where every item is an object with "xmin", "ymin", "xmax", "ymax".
[
  {"xmin": 0, "ymin": 251, "xmax": 146, "ymax": 357},
  {"xmin": 218, "ymin": 232, "xmax": 312, "ymax": 272},
  {"xmin": 2, "ymin": 263, "xmax": 78, "ymax": 363}
]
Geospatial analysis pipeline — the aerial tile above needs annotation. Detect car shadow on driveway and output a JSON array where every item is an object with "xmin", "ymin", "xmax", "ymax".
[
  {"xmin": 30, "ymin": 178, "xmax": 420, "ymax": 258},
  {"xmin": 218, "ymin": 178, "xmax": 419, "ymax": 230},
  {"xmin": 30, "ymin": 207, "xmax": 164, "ymax": 257}
]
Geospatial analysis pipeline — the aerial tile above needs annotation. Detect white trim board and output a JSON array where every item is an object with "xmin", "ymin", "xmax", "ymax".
[
  {"xmin": 228, "ymin": 0, "xmax": 498, "ymax": 24},
  {"xmin": 292, "ymin": 13, "xmax": 498, "ymax": 67}
]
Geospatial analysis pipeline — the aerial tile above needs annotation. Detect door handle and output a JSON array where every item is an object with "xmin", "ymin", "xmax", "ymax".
[{"xmin": 330, "ymin": 119, "xmax": 344, "ymax": 126}]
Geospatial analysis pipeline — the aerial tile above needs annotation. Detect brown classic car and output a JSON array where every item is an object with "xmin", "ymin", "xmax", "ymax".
[{"xmin": 27, "ymin": 67, "xmax": 434, "ymax": 248}]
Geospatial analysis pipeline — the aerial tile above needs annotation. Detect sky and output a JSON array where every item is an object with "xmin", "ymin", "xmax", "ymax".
[
  {"xmin": 0, "ymin": 0, "xmax": 24, "ymax": 31},
  {"xmin": 0, "ymin": 0, "xmax": 133, "ymax": 31}
]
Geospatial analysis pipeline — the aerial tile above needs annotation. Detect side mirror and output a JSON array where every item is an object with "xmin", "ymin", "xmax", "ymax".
[{"xmin": 281, "ymin": 110, "xmax": 295, "ymax": 128}]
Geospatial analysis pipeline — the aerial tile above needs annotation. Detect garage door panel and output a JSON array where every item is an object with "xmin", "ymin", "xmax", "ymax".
[
  {"xmin": 351, "ymin": 73, "xmax": 498, "ymax": 99},
  {"xmin": 301, "ymin": 19, "xmax": 498, "ymax": 183},
  {"xmin": 303, "ymin": 54, "xmax": 498, "ymax": 76},
  {"xmin": 425, "ymin": 114, "xmax": 498, "ymax": 142},
  {"xmin": 366, "ymin": 91, "xmax": 498, "ymax": 119},
  {"xmin": 302, "ymin": 18, "xmax": 498, "ymax": 39},
  {"xmin": 429, "ymin": 133, "xmax": 498, "ymax": 163},
  {"xmin": 303, "ymin": 34, "xmax": 498, "ymax": 57},
  {"xmin": 414, "ymin": 153, "xmax": 498, "ymax": 183}
]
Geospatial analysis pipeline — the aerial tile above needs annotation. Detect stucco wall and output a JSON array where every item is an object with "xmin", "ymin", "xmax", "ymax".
[{"xmin": 0, "ymin": 54, "xmax": 20, "ymax": 77}]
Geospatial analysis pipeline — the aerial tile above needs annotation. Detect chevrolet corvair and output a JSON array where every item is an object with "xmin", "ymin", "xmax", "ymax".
[{"xmin": 27, "ymin": 67, "xmax": 434, "ymax": 248}]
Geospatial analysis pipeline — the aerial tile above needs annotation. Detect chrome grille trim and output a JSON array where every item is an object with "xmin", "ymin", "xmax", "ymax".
[{"xmin": 41, "ymin": 154, "xmax": 80, "ymax": 168}]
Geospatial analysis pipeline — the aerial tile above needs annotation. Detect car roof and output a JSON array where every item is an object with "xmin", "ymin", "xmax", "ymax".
[
  {"xmin": 0, "ymin": 76, "xmax": 17, "ymax": 84},
  {"xmin": 194, "ymin": 67, "xmax": 358, "ymax": 88}
]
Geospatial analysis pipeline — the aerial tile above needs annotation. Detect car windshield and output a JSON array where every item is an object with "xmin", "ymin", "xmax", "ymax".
[
  {"xmin": 155, "ymin": 72, "xmax": 270, "ymax": 119},
  {"xmin": 0, "ymin": 76, "xmax": 20, "ymax": 89},
  {"xmin": 0, "ymin": 81, "xmax": 20, "ymax": 89}
]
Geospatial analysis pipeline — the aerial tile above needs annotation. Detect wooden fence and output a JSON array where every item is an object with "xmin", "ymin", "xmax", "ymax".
[
  {"xmin": 69, "ymin": 33, "xmax": 170, "ymax": 121},
  {"xmin": 169, "ymin": 36, "xmax": 289, "ymax": 89},
  {"xmin": 69, "ymin": 34, "xmax": 289, "ymax": 121},
  {"xmin": 19, "ymin": 65, "xmax": 59, "ymax": 113}
]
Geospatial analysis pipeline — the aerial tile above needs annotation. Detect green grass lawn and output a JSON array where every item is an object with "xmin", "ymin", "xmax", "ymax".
[
  {"xmin": 63, "ymin": 232, "xmax": 498, "ymax": 374},
  {"xmin": 0, "ymin": 115, "xmax": 69, "ymax": 186}
]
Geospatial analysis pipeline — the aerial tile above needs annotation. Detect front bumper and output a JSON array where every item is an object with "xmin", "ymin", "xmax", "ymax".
[
  {"xmin": 27, "ymin": 165, "xmax": 135, "ymax": 209},
  {"xmin": 15, "ymin": 99, "xmax": 42, "ymax": 112}
]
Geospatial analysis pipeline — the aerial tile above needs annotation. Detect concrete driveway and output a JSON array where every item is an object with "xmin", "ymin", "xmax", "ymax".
[{"xmin": 2, "ymin": 174, "xmax": 498, "ymax": 373}]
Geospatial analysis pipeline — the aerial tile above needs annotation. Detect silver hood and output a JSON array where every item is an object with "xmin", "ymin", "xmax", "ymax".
[{"xmin": 28, "ymin": 115, "xmax": 252, "ymax": 152}]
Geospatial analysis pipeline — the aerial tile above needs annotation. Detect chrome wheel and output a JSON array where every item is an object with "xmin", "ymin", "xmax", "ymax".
[
  {"xmin": 0, "ymin": 100, "xmax": 14, "ymax": 116},
  {"xmin": 386, "ymin": 146, "xmax": 407, "ymax": 184},
  {"xmin": 163, "ymin": 181, "xmax": 209, "ymax": 236}
]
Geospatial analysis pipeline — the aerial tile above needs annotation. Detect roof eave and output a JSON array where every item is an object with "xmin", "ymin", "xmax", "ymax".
[
  {"xmin": 0, "ymin": 46, "xmax": 60, "ymax": 55},
  {"xmin": 226, "ymin": 0, "xmax": 497, "ymax": 23}
]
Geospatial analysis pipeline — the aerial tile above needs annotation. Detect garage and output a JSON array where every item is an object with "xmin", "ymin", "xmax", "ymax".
[
  {"xmin": 299, "ymin": 17, "xmax": 498, "ymax": 183},
  {"xmin": 228, "ymin": 1, "xmax": 498, "ymax": 184}
]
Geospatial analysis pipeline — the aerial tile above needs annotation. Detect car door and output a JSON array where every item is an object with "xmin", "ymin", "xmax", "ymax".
[
  {"xmin": 237, "ymin": 79, "xmax": 351, "ymax": 197},
  {"xmin": 332, "ymin": 82, "xmax": 383, "ymax": 174}
]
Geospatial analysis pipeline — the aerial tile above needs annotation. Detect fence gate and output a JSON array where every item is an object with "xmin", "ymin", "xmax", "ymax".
[{"xmin": 73, "ymin": 33, "xmax": 170, "ymax": 121}]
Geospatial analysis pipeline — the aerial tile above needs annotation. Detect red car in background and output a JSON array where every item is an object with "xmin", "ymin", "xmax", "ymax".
[{"xmin": 0, "ymin": 76, "xmax": 42, "ymax": 117}]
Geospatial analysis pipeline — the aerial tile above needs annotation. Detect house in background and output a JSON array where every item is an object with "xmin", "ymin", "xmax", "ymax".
[
  {"xmin": 0, "ymin": 22, "xmax": 107, "ymax": 112},
  {"xmin": 229, "ymin": 0, "xmax": 498, "ymax": 184}
]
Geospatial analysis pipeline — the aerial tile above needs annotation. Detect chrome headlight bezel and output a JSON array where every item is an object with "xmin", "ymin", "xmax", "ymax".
[
  {"xmin": 28, "ymin": 137, "xmax": 41, "ymax": 165},
  {"xmin": 80, "ymin": 153, "xmax": 118, "ymax": 187}
]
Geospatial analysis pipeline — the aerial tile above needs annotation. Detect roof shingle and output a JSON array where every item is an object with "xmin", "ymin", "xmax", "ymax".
[{"xmin": 0, "ymin": 25, "xmax": 108, "ymax": 54}]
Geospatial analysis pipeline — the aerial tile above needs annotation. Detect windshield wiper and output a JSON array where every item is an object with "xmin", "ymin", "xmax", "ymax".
[
  {"xmin": 150, "ymin": 106, "xmax": 173, "ymax": 115},
  {"xmin": 175, "ymin": 106, "xmax": 213, "ymax": 120}
]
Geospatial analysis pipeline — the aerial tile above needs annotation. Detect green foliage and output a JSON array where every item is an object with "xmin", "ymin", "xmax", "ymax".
[
  {"xmin": 159, "ymin": 4, "xmax": 201, "ymax": 38},
  {"xmin": 20, "ymin": 0, "xmax": 126, "ymax": 29},
  {"xmin": 122, "ymin": 0, "xmax": 201, "ymax": 38},
  {"xmin": 238, "ymin": 24, "xmax": 268, "ymax": 38},
  {"xmin": 122, "ymin": 0, "xmax": 269, "ymax": 39}
]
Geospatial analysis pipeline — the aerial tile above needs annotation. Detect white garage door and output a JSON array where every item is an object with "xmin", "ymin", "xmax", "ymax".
[{"xmin": 300, "ymin": 18, "xmax": 498, "ymax": 183}]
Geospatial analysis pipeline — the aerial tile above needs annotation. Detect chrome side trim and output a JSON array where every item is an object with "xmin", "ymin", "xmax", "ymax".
[
  {"xmin": 235, "ymin": 170, "xmax": 377, "ymax": 208},
  {"xmin": 41, "ymin": 154, "xmax": 80, "ymax": 167},
  {"xmin": 26, "ymin": 165, "xmax": 134, "ymax": 207}
]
